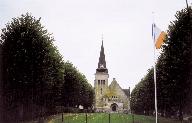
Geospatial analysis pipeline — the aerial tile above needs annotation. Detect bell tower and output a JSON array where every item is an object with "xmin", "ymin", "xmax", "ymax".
[{"xmin": 94, "ymin": 39, "xmax": 109, "ymax": 108}]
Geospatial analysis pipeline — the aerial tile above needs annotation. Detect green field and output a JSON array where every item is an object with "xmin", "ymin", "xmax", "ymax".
[{"xmin": 49, "ymin": 113, "xmax": 181, "ymax": 123}]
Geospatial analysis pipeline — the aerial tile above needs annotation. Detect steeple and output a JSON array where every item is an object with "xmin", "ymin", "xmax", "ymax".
[{"xmin": 96, "ymin": 39, "xmax": 108, "ymax": 73}]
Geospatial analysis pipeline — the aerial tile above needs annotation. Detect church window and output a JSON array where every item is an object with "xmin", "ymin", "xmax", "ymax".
[
  {"xmin": 101, "ymin": 80, "xmax": 103, "ymax": 84},
  {"xmin": 98, "ymin": 80, "xmax": 100, "ymax": 85},
  {"xmin": 103, "ymin": 80, "xmax": 105, "ymax": 85}
]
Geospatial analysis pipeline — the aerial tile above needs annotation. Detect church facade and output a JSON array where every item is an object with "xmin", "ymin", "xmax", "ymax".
[{"xmin": 94, "ymin": 41, "xmax": 130, "ymax": 113}]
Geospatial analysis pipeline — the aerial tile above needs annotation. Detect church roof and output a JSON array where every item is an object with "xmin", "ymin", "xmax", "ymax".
[
  {"xmin": 96, "ymin": 40, "xmax": 108, "ymax": 73},
  {"xmin": 109, "ymin": 78, "xmax": 130, "ymax": 98},
  {"xmin": 109, "ymin": 78, "xmax": 119, "ymax": 88},
  {"xmin": 123, "ymin": 89, "xmax": 130, "ymax": 98}
]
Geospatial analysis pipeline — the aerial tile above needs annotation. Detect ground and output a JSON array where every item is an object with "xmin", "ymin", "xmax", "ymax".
[{"xmin": 46, "ymin": 113, "xmax": 182, "ymax": 123}]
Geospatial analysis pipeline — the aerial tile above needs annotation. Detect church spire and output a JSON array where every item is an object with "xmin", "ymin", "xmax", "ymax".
[
  {"xmin": 101, "ymin": 34, "xmax": 104, "ymax": 46},
  {"xmin": 96, "ymin": 37, "xmax": 108, "ymax": 73}
]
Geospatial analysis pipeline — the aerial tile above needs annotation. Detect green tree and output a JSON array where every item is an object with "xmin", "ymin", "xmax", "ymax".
[
  {"xmin": 62, "ymin": 62, "xmax": 81, "ymax": 108},
  {"xmin": 131, "ymin": 68, "xmax": 154, "ymax": 115},
  {"xmin": 131, "ymin": 7, "xmax": 192, "ymax": 119},
  {"xmin": 61, "ymin": 61, "xmax": 94, "ymax": 111},
  {"xmin": 159, "ymin": 7, "xmax": 192, "ymax": 119},
  {"xmin": 0, "ymin": 13, "xmax": 65, "ymax": 122}
]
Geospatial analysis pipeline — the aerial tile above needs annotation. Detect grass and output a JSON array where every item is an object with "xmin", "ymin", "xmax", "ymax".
[{"xmin": 49, "ymin": 113, "xmax": 182, "ymax": 123}]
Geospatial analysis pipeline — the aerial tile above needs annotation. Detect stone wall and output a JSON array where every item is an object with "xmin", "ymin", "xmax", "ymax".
[{"xmin": 94, "ymin": 78, "xmax": 130, "ymax": 113}]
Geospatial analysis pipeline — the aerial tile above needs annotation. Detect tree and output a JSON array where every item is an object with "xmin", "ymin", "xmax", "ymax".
[
  {"xmin": 159, "ymin": 7, "xmax": 192, "ymax": 119},
  {"xmin": 0, "ymin": 13, "xmax": 65, "ymax": 122},
  {"xmin": 131, "ymin": 68, "xmax": 154, "ymax": 115},
  {"xmin": 131, "ymin": 7, "xmax": 192, "ymax": 119},
  {"xmin": 61, "ymin": 61, "xmax": 94, "ymax": 111}
]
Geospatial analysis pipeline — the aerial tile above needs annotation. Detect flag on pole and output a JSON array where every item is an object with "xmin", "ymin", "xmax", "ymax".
[{"xmin": 152, "ymin": 23, "xmax": 166, "ymax": 49}]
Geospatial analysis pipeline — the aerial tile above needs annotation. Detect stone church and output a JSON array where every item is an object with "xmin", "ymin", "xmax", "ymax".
[{"xmin": 94, "ymin": 41, "xmax": 130, "ymax": 113}]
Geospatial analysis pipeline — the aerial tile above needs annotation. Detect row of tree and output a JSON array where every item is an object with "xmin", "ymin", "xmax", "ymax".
[
  {"xmin": 131, "ymin": 7, "xmax": 192, "ymax": 120},
  {"xmin": 62, "ymin": 62, "xmax": 94, "ymax": 109},
  {"xmin": 0, "ymin": 13, "xmax": 94, "ymax": 122}
]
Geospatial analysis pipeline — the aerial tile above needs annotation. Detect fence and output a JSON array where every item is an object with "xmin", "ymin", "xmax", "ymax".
[
  {"xmin": 51, "ymin": 113, "xmax": 186, "ymax": 123},
  {"xmin": 26, "ymin": 113, "xmax": 188, "ymax": 123},
  {"xmin": 59, "ymin": 113, "xmax": 132, "ymax": 123}
]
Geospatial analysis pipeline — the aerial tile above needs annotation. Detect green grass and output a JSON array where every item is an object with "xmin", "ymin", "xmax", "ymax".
[{"xmin": 49, "ymin": 113, "xmax": 181, "ymax": 123}]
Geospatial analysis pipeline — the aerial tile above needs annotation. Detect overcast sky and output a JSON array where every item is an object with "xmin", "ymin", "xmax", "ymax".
[{"xmin": 0, "ymin": 0, "xmax": 190, "ymax": 91}]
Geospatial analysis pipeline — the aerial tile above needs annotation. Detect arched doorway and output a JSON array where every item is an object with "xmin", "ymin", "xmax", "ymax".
[{"xmin": 111, "ymin": 103, "xmax": 118, "ymax": 112}]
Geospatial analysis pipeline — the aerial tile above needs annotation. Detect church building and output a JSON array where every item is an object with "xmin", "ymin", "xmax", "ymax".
[{"xmin": 94, "ymin": 40, "xmax": 130, "ymax": 113}]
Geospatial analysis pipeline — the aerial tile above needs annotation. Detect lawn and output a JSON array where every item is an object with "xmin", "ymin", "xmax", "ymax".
[{"xmin": 49, "ymin": 113, "xmax": 181, "ymax": 123}]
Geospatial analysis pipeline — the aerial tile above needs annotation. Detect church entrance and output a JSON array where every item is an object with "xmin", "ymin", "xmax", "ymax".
[{"xmin": 111, "ymin": 103, "xmax": 118, "ymax": 112}]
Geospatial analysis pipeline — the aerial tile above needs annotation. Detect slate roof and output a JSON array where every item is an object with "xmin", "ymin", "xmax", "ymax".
[
  {"xmin": 123, "ymin": 89, "xmax": 130, "ymax": 98},
  {"xmin": 109, "ymin": 78, "xmax": 130, "ymax": 98}
]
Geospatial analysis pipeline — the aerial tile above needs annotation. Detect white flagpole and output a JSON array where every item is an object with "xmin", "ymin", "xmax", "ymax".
[{"xmin": 152, "ymin": 22, "xmax": 158, "ymax": 123}]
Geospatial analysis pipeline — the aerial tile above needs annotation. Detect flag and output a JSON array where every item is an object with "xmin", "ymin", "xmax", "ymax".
[{"xmin": 152, "ymin": 23, "xmax": 166, "ymax": 49}]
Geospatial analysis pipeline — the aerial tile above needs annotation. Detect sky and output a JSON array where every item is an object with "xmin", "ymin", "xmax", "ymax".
[{"xmin": 0, "ymin": 0, "xmax": 190, "ymax": 91}]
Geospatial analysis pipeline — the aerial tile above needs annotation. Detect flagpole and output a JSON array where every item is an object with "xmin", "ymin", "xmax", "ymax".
[
  {"xmin": 153, "ymin": 35, "xmax": 158, "ymax": 123},
  {"xmin": 185, "ymin": 0, "xmax": 189, "ymax": 9},
  {"xmin": 153, "ymin": 23, "xmax": 158, "ymax": 123}
]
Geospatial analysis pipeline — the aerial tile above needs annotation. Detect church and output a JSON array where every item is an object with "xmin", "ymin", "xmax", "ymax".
[{"xmin": 94, "ymin": 40, "xmax": 131, "ymax": 113}]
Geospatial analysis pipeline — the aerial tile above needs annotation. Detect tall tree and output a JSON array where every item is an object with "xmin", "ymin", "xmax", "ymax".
[
  {"xmin": 0, "ymin": 13, "xmax": 65, "ymax": 122},
  {"xmin": 61, "ymin": 61, "xmax": 94, "ymax": 110},
  {"xmin": 131, "ymin": 7, "xmax": 192, "ymax": 119},
  {"xmin": 160, "ymin": 7, "xmax": 192, "ymax": 119}
]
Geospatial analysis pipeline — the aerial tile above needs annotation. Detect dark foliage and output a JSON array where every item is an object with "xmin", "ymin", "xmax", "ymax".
[
  {"xmin": 61, "ymin": 62, "xmax": 94, "ymax": 109},
  {"xmin": 0, "ymin": 13, "xmax": 94, "ymax": 122},
  {"xmin": 131, "ymin": 7, "xmax": 192, "ymax": 119}
]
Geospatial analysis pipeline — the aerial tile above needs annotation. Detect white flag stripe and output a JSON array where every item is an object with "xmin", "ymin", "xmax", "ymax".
[{"xmin": 152, "ymin": 23, "xmax": 166, "ymax": 49}]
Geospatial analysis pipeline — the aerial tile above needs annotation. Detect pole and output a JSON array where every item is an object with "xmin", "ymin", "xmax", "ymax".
[
  {"xmin": 86, "ymin": 113, "xmax": 87, "ymax": 123},
  {"xmin": 186, "ymin": 0, "xmax": 189, "ymax": 9},
  {"xmin": 185, "ymin": 0, "xmax": 191, "ymax": 19},
  {"xmin": 132, "ymin": 114, "xmax": 134, "ymax": 123},
  {"xmin": 109, "ymin": 113, "xmax": 110, "ymax": 123},
  {"xmin": 62, "ymin": 113, "xmax": 63, "ymax": 122},
  {"xmin": 153, "ymin": 23, "xmax": 158, "ymax": 123}
]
